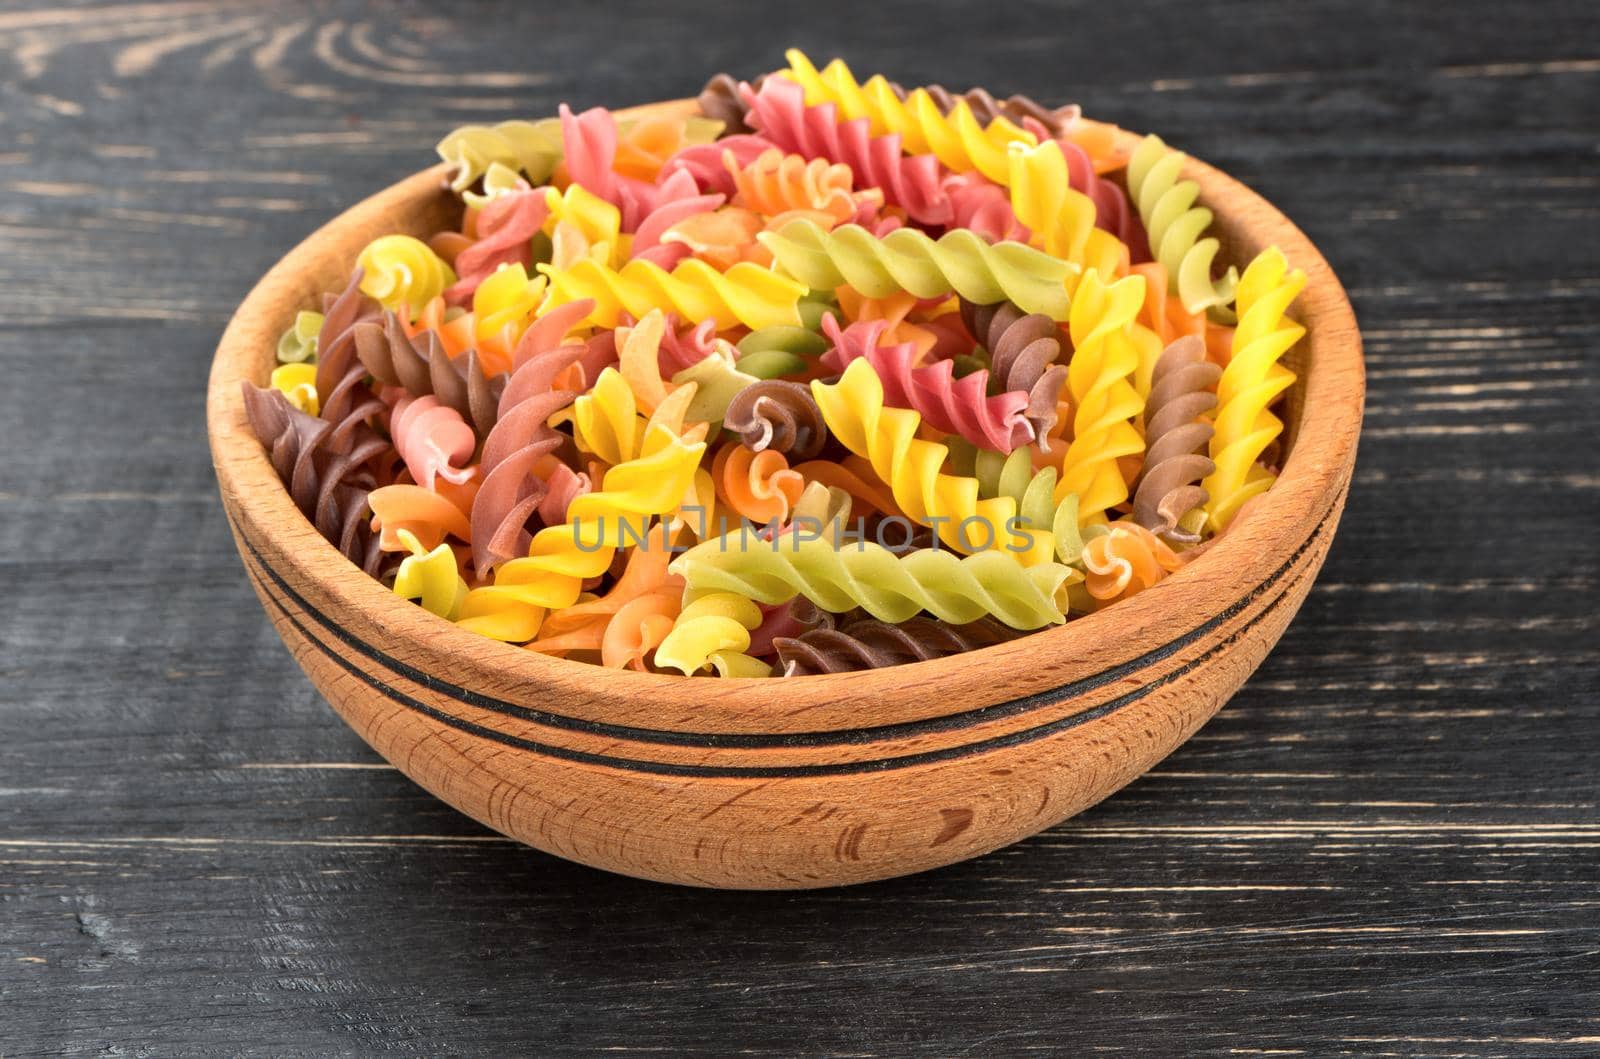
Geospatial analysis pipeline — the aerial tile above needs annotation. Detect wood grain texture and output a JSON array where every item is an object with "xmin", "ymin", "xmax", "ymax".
[{"xmin": 2, "ymin": 0, "xmax": 1597, "ymax": 1051}]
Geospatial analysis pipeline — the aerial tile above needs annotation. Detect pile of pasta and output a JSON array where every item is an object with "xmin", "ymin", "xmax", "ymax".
[{"xmin": 246, "ymin": 50, "xmax": 1307, "ymax": 678}]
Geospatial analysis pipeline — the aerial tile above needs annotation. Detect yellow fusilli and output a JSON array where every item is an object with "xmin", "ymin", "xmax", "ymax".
[
  {"xmin": 1008, "ymin": 139, "xmax": 1130, "ymax": 284},
  {"xmin": 1056, "ymin": 270, "xmax": 1148, "ymax": 524},
  {"xmin": 392, "ymin": 529, "xmax": 469, "ymax": 621},
  {"xmin": 782, "ymin": 49, "xmax": 1037, "ymax": 184},
  {"xmin": 356, "ymin": 235, "xmax": 455, "ymax": 315},
  {"xmin": 654, "ymin": 592, "xmax": 770, "ymax": 677},
  {"xmin": 458, "ymin": 425, "xmax": 707, "ymax": 640},
  {"xmin": 537, "ymin": 256, "xmax": 806, "ymax": 331},
  {"xmin": 1203, "ymin": 246, "xmax": 1306, "ymax": 530},
  {"xmin": 811, "ymin": 359, "xmax": 1026, "ymax": 557}
]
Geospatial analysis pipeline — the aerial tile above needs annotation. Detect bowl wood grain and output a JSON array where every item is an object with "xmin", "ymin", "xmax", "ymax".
[{"xmin": 208, "ymin": 98, "xmax": 1362, "ymax": 888}]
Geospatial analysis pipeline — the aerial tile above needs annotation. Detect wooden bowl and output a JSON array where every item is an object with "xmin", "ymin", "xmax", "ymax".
[{"xmin": 208, "ymin": 99, "xmax": 1362, "ymax": 889}]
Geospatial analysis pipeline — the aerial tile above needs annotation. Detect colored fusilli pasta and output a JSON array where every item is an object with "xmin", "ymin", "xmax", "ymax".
[{"xmin": 244, "ymin": 51, "xmax": 1311, "ymax": 679}]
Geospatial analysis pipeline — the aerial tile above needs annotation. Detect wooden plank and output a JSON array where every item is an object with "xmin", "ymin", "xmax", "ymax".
[{"xmin": 2, "ymin": 0, "xmax": 1597, "ymax": 1052}]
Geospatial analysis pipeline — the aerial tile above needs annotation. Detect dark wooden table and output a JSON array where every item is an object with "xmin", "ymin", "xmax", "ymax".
[{"xmin": 3, "ymin": 2, "xmax": 1597, "ymax": 1054}]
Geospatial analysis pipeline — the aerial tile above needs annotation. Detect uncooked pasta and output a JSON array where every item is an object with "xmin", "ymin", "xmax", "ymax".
[{"xmin": 243, "ymin": 50, "xmax": 1307, "ymax": 676}]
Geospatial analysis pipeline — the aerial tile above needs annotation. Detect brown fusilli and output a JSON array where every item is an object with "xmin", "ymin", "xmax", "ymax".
[
  {"xmin": 959, "ymin": 298, "xmax": 1069, "ymax": 440},
  {"xmin": 775, "ymin": 616, "xmax": 1020, "ymax": 675},
  {"xmin": 241, "ymin": 382, "xmax": 390, "ymax": 576},
  {"xmin": 723, "ymin": 379, "xmax": 830, "ymax": 459},
  {"xmin": 354, "ymin": 312, "xmax": 505, "ymax": 439},
  {"xmin": 1132, "ymin": 336, "xmax": 1221, "ymax": 541},
  {"xmin": 696, "ymin": 72, "xmax": 767, "ymax": 135},
  {"xmin": 312, "ymin": 268, "xmax": 381, "ymax": 408}
]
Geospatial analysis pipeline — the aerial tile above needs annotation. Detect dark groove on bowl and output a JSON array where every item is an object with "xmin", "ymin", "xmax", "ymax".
[
  {"xmin": 240, "ymin": 538, "xmax": 1316, "ymax": 778},
  {"xmin": 229, "ymin": 504, "xmax": 1331, "ymax": 749}
]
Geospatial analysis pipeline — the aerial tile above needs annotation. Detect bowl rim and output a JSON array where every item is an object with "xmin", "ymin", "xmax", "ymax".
[{"xmin": 209, "ymin": 97, "xmax": 1363, "ymax": 737}]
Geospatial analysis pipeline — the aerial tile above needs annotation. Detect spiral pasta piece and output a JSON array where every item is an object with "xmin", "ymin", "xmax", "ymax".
[
  {"xmin": 538, "ymin": 255, "xmax": 805, "ymax": 331},
  {"xmin": 782, "ymin": 481, "xmax": 853, "ymax": 546},
  {"xmin": 276, "ymin": 310, "xmax": 322, "ymax": 364},
  {"xmin": 241, "ymin": 382, "xmax": 389, "ymax": 577},
  {"xmin": 917, "ymin": 84, "xmax": 1078, "ymax": 139},
  {"xmin": 269, "ymin": 363, "xmax": 318, "ymax": 415},
  {"xmin": 654, "ymin": 592, "xmax": 768, "ymax": 676},
  {"xmin": 835, "ymin": 289, "xmax": 937, "ymax": 357},
  {"xmin": 312, "ymin": 269, "xmax": 381, "ymax": 408},
  {"xmin": 958, "ymin": 299, "xmax": 1069, "ymax": 442},
  {"xmin": 1007, "ymin": 139, "xmax": 1131, "ymax": 282},
  {"xmin": 713, "ymin": 442, "xmax": 806, "ymax": 525},
  {"xmin": 790, "ymin": 457, "xmax": 902, "ymax": 518},
  {"xmin": 742, "ymin": 75, "xmax": 952, "ymax": 225},
  {"xmin": 811, "ymin": 358, "xmax": 1032, "ymax": 557},
  {"xmin": 614, "ymin": 309, "xmax": 675, "ymax": 413},
  {"xmin": 727, "ymin": 146, "xmax": 881, "ymax": 224},
  {"xmin": 657, "ymin": 133, "xmax": 777, "ymax": 198},
  {"xmin": 468, "ymin": 264, "xmax": 548, "ymax": 363},
  {"xmin": 354, "ymin": 312, "xmax": 504, "ymax": 439},
  {"xmin": 446, "ymin": 188, "xmax": 551, "ymax": 305},
  {"xmin": 544, "ymin": 182, "xmax": 623, "ymax": 266},
  {"xmin": 392, "ymin": 528, "xmax": 469, "ymax": 621},
  {"xmin": 526, "ymin": 522, "xmax": 682, "ymax": 668},
  {"xmin": 655, "ymin": 205, "xmax": 767, "ymax": 271},
  {"xmin": 616, "ymin": 114, "xmax": 726, "ymax": 183},
  {"xmin": 1127, "ymin": 135, "xmax": 1239, "ymax": 319},
  {"xmin": 943, "ymin": 171, "xmax": 1030, "ymax": 243},
  {"xmin": 946, "ymin": 443, "xmax": 1085, "ymax": 565},
  {"xmin": 631, "ymin": 178, "xmax": 724, "ymax": 269},
  {"xmin": 697, "ymin": 72, "xmax": 758, "ymax": 135},
  {"xmin": 356, "ymin": 236, "xmax": 456, "ymax": 316},
  {"xmin": 734, "ymin": 323, "xmax": 829, "ymax": 381},
  {"xmin": 782, "ymin": 50, "xmax": 1036, "ymax": 184},
  {"xmin": 571, "ymin": 367, "xmax": 645, "ymax": 466},
  {"xmin": 821, "ymin": 315, "xmax": 1033, "ymax": 454},
  {"xmin": 775, "ymin": 615, "xmax": 1020, "ymax": 676},
  {"xmin": 559, "ymin": 104, "xmax": 724, "ymax": 233},
  {"xmin": 436, "ymin": 117, "xmax": 563, "ymax": 192},
  {"xmin": 470, "ymin": 312, "xmax": 589, "ymax": 575},
  {"xmin": 1132, "ymin": 336, "xmax": 1221, "ymax": 541},
  {"xmin": 759, "ymin": 218, "xmax": 1074, "ymax": 321},
  {"xmin": 1203, "ymin": 247, "xmax": 1305, "ymax": 530},
  {"xmin": 1131, "ymin": 261, "xmax": 1207, "ymax": 348},
  {"xmin": 670, "ymin": 534, "xmax": 1072, "ymax": 630},
  {"xmin": 656, "ymin": 314, "xmax": 721, "ymax": 374},
  {"xmin": 458, "ymin": 162, "xmax": 531, "ymax": 212},
  {"xmin": 1056, "ymin": 270, "xmax": 1148, "ymax": 524},
  {"xmin": 461, "ymin": 425, "xmax": 707, "ymax": 639},
  {"xmin": 723, "ymin": 379, "xmax": 829, "ymax": 459},
  {"xmin": 669, "ymin": 349, "xmax": 758, "ymax": 424},
  {"xmin": 390, "ymin": 395, "xmax": 476, "ymax": 491},
  {"xmin": 368, "ymin": 483, "xmax": 472, "ymax": 553},
  {"xmin": 1082, "ymin": 522, "xmax": 1186, "ymax": 606},
  {"xmin": 567, "ymin": 362, "xmax": 706, "ymax": 465}
]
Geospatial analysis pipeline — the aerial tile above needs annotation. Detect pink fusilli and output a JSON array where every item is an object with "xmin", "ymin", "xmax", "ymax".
[
  {"xmin": 469, "ymin": 307, "xmax": 594, "ymax": 573},
  {"xmin": 741, "ymin": 76, "xmax": 952, "ymax": 226},
  {"xmin": 445, "ymin": 187, "xmax": 551, "ymax": 305},
  {"xmin": 629, "ymin": 170, "xmax": 724, "ymax": 269},
  {"xmin": 390, "ymin": 394, "xmax": 477, "ymax": 490},
  {"xmin": 820, "ymin": 315, "xmax": 1033, "ymax": 453}
]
